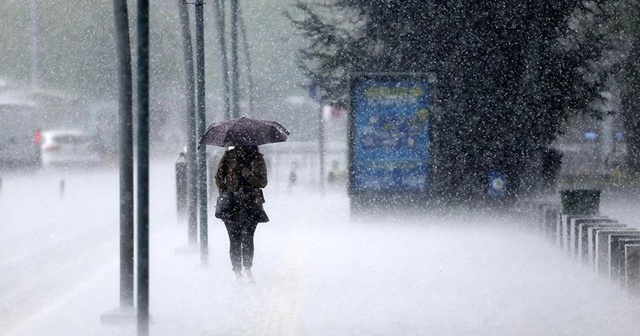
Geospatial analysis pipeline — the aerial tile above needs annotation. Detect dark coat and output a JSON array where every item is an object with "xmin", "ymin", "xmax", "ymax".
[{"xmin": 215, "ymin": 147, "xmax": 269, "ymax": 222}]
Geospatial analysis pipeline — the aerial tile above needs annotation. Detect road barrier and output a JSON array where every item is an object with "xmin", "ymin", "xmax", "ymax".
[{"xmin": 527, "ymin": 191, "xmax": 640, "ymax": 297}]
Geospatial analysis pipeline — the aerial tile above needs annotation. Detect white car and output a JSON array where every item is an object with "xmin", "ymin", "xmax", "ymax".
[{"xmin": 40, "ymin": 130, "xmax": 101, "ymax": 168}]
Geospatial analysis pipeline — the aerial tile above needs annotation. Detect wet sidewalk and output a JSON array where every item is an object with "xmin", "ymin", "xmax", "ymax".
[{"xmin": 6, "ymin": 192, "xmax": 640, "ymax": 336}]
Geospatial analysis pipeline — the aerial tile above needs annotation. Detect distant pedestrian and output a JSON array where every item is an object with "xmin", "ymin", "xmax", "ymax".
[
  {"xmin": 327, "ymin": 160, "xmax": 340, "ymax": 184},
  {"xmin": 289, "ymin": 161, "xmax": 298, "ymax": 190},
  {"xmin": 215, "ymin": 145, "xmax": 269, "ymax": 280}
]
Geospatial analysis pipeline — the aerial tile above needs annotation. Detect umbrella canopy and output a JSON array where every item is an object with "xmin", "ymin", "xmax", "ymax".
[{"xmin": 199, "ymin": 117, "xmax": 290, "ymax": 147}]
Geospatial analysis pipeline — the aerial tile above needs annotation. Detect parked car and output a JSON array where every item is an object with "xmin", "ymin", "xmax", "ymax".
[{"xmin": 40, "ymin": 130, "xmax": 101, "ymax": 168}]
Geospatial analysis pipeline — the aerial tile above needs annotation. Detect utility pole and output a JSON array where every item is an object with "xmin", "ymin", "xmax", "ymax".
[
  {"xmin": 310, "ymin": 83, "xmax": 325, "ymax": 194},
  {"xmin": 213, "ymin": 0, "xmax": 230, "ymax": 120},
  {"xmin": 194, "ymin": 0, "xmax": 208, "ymax": 265},
  {"xmin": 114, "ymin": 0, "xmax": 135, "ymax": 311},
  {"xmin": 101, "ymin": 0, "xmax": 135, "ymax": 324},
  {"xmin": 136, "ymin": 0, "xmax": 150, "ymax": 333},
  {"xmin": 230, "ymin": 0, "xmax": 240, "ymax": 118},
  {"xmin": 238, "ymin": 9, "xmax": 255, "ymax": 114},
  {"xmin": 179, "ymin": 0, "xmax": 198, "ymax": 246},
  {"xmin": 29, "ymin": 0, "xmax": 40, "ymax": 88},
  {"xmin": 318, "ymin": 104, "xmax": 325, "ymax": 194}
]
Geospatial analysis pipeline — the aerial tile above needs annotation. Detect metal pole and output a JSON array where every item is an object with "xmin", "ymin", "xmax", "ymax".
[
  {"xmin": 195, "ymin": 0, "xmax": 208, "ymax": 265},
  {"xmin": 318, "ymin": 105, "xmax": 325, "ymax": 194},
  {"xmin": 230, "ymin": 0, "xmax": 240, "ymax": 118},
  {"xmin": 178, "ymin": 0, "xmax": 198, "ymax": 245},
  {"xmin": 213, "ymin": 0, "xmax": 230, "ymax": 120},
  {"xmin": 238, "ymin": 9, "xmax": 254, "ymax": 115},
  {"xmin": 29, "ymin": 0, "xmax": 40, "ymax": 88},
  {"xmin": 136, "ymin": 0, "xmax": 150, "ymax": 333},
  {"xmin": 113, "ymin": 0, "xmax": 134, "ymax": 309}
]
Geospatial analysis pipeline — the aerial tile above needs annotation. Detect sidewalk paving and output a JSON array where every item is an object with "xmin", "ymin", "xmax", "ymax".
[{"xmin": 6, "ymin": 192, "xmax": 640, "ymax": 336}]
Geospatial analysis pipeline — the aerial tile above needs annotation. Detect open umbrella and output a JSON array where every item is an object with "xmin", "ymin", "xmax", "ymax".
[{"xmin": 199, "ymin": 117, "xmax": 290, "ymax": 147}]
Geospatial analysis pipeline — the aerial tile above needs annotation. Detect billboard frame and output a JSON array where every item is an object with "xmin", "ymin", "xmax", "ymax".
[{"xmin": 347, "ymin": 72, "xmax": 436, "ymax": 212}]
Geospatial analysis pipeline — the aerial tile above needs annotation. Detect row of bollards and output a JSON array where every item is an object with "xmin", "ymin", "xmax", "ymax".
[{"xmin": 533, "ymin": 190, "xmax": 640, "ymax": 296}]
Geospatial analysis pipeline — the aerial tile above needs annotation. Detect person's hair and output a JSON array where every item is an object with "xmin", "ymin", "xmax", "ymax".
[{"xmin": 235, "ymin": 145, "xmax": 260, "ymax": 160}]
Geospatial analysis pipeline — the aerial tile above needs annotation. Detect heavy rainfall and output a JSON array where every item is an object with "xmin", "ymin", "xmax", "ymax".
[{"xmin": 2, "ymin": 1, "xmax": 640, "ymax": 335}]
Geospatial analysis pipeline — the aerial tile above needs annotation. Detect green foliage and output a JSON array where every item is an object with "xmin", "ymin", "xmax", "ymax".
[{"xmin": 289, "ymin": 0, "xmax": 608, "ymax": 200}]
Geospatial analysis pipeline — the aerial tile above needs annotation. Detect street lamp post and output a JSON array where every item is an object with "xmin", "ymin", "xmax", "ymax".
[
  {"xmin": 213, "ymin": 0, "xmax": 230, "ymax": 120},
  {"xmin": 230, "ymin": 0, "xmax": 240, "ymax": 118},
  {"xmin": 29, "ymin": 0, "xmax": 40, "ymax": 87},
  {"xmin": 135, "ymin": 0, "xmax": 150, "ymax": 333},
  {"xmin": 194, "ymin": 0, "xmax": 209, "ymax": 265},
  {"xmin": 179, "ymin": 0, "xmax": 199, "ymax": 247}
]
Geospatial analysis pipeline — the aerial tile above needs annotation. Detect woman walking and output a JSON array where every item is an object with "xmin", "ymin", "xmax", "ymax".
[{"xmin": 215, "ymin": 145, "xmax": 269, "ymax": 279}]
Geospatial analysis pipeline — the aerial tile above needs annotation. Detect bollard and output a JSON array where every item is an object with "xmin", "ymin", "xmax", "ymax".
[
  {"xmin": 559, "ymin": 189, "xmax": 602, "ymax": 253},
  {"xmin": 558, "ymin": 214, "xmax": 576, "ymax": 249},
  {"xmin": 60, "ymin": 179, "xmax": 65, "ymax": 198},
  {"xmin": 624, "ymin": 244, "xmax": 640, "ymax": 295},
  {"xmin": 560, "ymin": 215, "xmax": 607, "ymax": 252},
  {"xmin": 175, "ymin": 151, "xmax": 187, "ymax": 221},
  {"xmin": 578, "ymin": 220, "xmax": 623, "ymax": 264},
  {"xmin": 569, "ymin": 217, "xmax": 611, "ymax": 257},
  {"xmin": 587, "ymin": 224, "xmax": 626, "ymax": 267},
  {"xmin": 559, "ymin": 215, "xmax": 583, "ymax": 250},
  {"xmin": 594, "ymin": 228, "xmax": 638, "ymax": 274},
  {"xmin": 609, "ymin": 234, "xmax": 640, "ymax": 282}
]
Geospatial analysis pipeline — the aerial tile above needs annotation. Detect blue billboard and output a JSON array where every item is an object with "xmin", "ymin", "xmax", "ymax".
[{"xmin": 349, "ymin": 74, "xmax": 431, "ymax": 194}]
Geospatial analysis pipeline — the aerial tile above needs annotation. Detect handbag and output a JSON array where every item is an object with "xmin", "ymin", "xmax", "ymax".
[
  {"xmin": 254, "ymin": 203, "xmax": 270, "ymax": 223},
  {"xmin": 247, "ymin": 189, "xmax": 269, "ymax": 223},
  {"xmin": 215, "ymin": 192, "xmax": 236, "ymax": 220}
]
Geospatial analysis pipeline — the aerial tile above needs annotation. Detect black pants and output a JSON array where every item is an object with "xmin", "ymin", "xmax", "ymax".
[{"xmin": 224, "ymin": 218, "xmax": 258, "ymax": 272}]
